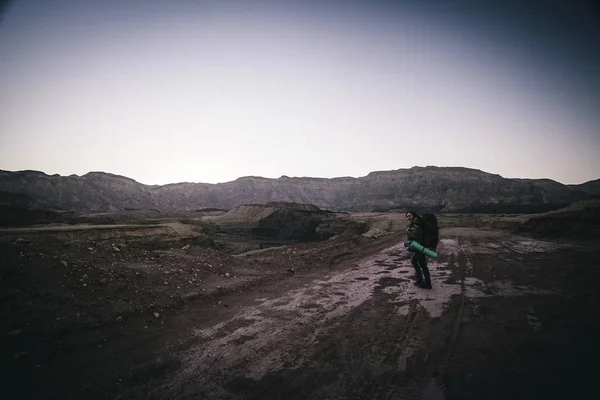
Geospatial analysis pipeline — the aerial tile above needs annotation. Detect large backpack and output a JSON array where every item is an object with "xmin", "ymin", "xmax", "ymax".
[{"xmin": 420, "ymin": 213, "xmax": 439, "ymax": 250}]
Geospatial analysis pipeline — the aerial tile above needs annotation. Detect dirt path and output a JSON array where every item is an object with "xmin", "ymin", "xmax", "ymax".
[
  {"xmin": 128, "ymin": 229, "xmax": 599, "ymax": 400},
  {"xmin": 3, "ymin": 228, "xmax": 599, "ymax": 400}
]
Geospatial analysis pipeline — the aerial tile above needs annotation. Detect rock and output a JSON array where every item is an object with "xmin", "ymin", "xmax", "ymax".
[
  {"xmin": 225, "ymin": 273, "xmax": 231, "ymax": 278},
  {"xmin": 153, "ymin": 312, "xmax": 160, "ymax": 319},
  {"xmin": 362, "ymin": 228, "xmax": 388, "ymax": 239},
  {"xmin": 61, "ymin": 260, "xmax": 68, "ymax": 267},
  {"xmin": 88, "ymin": 247, "xmax": 94, "ymax": 251},
  {"xmin": 182, "ymin": 244, "xmax": 190, "ymax": 250},
  {"xmin": 115, "ymin": 316, "xmax": 124, "ymax": 324},
  {"xmin": 182, "ymin": 291, "xmax": 201, "ymax": 300},
  {"xmin": 287, "ymin": 268, "xmax": 295, "ymax": 274},
  {"xmin": 112, "ymin": 246, "xmax": 121, "ymax": 252}
]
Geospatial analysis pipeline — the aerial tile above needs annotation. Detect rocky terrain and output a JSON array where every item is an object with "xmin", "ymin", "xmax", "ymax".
[
  {"xmin": 1, "ymin": 174, "xmax": 599, "ymax": 400},
  {"xmin": 0, "ymin": 208, "xmax": 404, "ymax": 400},
  {"xmin": 1, "ymin": 203, "xmax": 599, "ymax": 400},
  {"xmin": 1, "ymin": 167, "xmax": 596, "ymax": 214}
]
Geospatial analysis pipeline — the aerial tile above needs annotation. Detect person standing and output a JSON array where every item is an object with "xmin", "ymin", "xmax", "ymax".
[{"xmin": 405, "ymin": 211, "xmax": 433, "ymax": 289}]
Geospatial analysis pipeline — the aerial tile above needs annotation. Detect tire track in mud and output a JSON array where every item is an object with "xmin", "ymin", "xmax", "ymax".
[
  {"xmin": 162, "ymin": 244, "xmax": 417, "ymax": 399},
  {"xmin": 368, "ymin": 236, "xmax": 564, "ymax": 400},
  {"xmin": 353, "ymin": 239, "xmax": 472, "ymax": 400},
  {"xmin": 363, "ymin": 301, "xmax": 422, "ymax": 400},
  {"xmin": 441, "ymin": 238, "xmax": 470, "ymax": 369},
  {"xmin": 160, "ymin": 243, "xmax": 449, "ymax": 400},
  {"xmin": 389, "ymin": 237, "xmax": 471, "ymax": 400},
  {"xmin": 155, "ymin": 235, "xmax": 567, "ymax": 400}
]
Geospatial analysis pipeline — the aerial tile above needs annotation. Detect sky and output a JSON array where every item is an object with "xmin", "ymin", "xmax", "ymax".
[{"xmin": 0, "ymin": 0, "xmax": 598, "ymax": 185}]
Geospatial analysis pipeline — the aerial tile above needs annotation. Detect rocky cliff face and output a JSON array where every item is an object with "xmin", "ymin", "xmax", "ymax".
[
  {"xmin": 0, "ymin": 166, "xmax": 594, "ymax": 213},
  {"xmin": 0, "ymin": 171, "xmax": 155, "ymax": 211}
]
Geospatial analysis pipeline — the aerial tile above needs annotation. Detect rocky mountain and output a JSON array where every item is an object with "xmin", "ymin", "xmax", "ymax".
[
  {"xmin": 0, "ymin": 171, "xmax": 156, "ymax": 211},
  {"xmin": 568, "ymin": 178, "xmax": 600, "ymax": 197},
  {"xmin": 0, "ymin": 166, "xmax": 595, "ymax": 213}
]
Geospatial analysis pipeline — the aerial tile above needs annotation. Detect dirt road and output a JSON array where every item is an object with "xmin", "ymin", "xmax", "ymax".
[
  {"xmin": 3, "ymin": 228, "xmax": 599, "ymax": 399},
  {"xmin": 133, "ymin": 228, "xmax": 598, "ymax": 400}
]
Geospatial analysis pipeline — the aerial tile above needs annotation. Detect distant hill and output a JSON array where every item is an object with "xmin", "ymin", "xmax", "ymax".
[
  {"xmin": 568, "ymin": 179, "xmax": 600, "ymax": 197},
  {"xmin": 517, "ymin": 199, "xmax": 600, "ymax": 239},
  {"xmin": 0, "ymin": 166, "xmax": 595, "ymax": 213}
]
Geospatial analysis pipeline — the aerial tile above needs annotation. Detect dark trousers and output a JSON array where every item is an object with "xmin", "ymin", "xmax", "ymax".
[{"xmin": 411, "ymin": 252, "xmax": 431, "ymax": 284}]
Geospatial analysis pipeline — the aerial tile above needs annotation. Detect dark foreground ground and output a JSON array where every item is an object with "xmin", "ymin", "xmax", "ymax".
[{"xmin": 1, "ymin": 227, "xmax": 599, "ymax": 400}]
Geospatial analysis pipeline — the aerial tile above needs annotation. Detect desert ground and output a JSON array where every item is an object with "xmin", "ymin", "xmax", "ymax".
[{"xmin": 1, "ymin": 206, "xmax": 599, "ymax": 400}]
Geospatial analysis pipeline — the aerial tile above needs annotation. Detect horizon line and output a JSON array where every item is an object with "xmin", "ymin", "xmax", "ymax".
[{"xmin": 1, "ymin": 166, "xmax": 598, "ymax": 186}]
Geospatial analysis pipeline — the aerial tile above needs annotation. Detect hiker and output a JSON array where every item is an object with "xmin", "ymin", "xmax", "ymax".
[{"xmin": 405, "ymin": 210, "xmax": 438, "ymax": 289}]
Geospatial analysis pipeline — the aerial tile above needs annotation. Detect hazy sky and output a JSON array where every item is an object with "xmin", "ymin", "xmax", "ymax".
[{"xmin": 0, "ymin": 0, "xmax": 599, "ymax": 185}]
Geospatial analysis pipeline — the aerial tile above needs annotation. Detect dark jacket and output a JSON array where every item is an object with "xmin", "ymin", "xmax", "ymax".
[{"xmin": 406, "ymin": 220, "xmax": 423, "ymax": 242}]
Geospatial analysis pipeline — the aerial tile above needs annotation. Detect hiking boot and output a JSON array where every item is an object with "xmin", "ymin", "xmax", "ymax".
[{"xmin": 417, "ymin": 281, "xmax": 433, "ymax": 289}]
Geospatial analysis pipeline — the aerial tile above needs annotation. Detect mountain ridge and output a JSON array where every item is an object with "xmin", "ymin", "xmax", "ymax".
[{"xmin": 0, "ymin": 166, "xmax": 595, "ymax": 213}]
